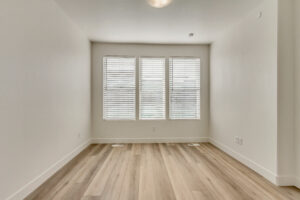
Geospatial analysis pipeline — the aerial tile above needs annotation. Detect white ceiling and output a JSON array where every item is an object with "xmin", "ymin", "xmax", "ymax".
[{"xmin": 55, "ymin": 0, "xmax": 262, "ymax": 44}]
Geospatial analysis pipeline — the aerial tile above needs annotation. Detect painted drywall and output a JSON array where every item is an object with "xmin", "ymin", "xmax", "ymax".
[
  {"xmin": 54, "ymin": 0, "xmax": 263, "ymax": 43},
  {"xmin": 0, "ymin": 0, "xmax": 91, "ymax": 199},
  {"xmin": 210, "ymin": 0, "xmax": 278, "ymax": 183},
  {"xmin": 92, "ymin": 43, "xmax": 209, "ymax": 142},
  {"xmin": 277, "ymin": 0, "xmax": 295, "ymax": 185},
  {"xmin": 295, "ymin": 0, "xmax": 300, "ymax": 187}
]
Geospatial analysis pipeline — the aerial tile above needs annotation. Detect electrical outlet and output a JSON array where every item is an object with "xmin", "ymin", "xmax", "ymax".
[
  {"xmin": 239, "ymin": 137, "xmax": 243, "ymax": 145},
  {"xmin": 234, "ymin": 136, "xmax": 243, "ymax": 145},
  {"xmin": 234, "ymin": 136, "xmax": 239, "ymax": 145},
  {"xmin": 257, "ymin": 11, "xmax": 263, "ymax": 19},
  {"xmin": 152, "ymin": 127, "xmax": 156, "ymax": 132},
  {"xmin": 78, "ymin": 133, "xmax": 81, "ymax": 138}
]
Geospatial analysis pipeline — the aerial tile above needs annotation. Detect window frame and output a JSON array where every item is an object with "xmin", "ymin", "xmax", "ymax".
[
  {"xmin": 102, "ymin": 55, "xmax": 201, "ymax": 121},
  {"xmin": 102, "ymin": 55, "xmax": 137, "ymax": 121},
  {"xmin": 139, "ymin": 56, "xmax": 167, "ymax": 120},
  {"xmin": 168, "ymin": 56, "xmax": 201, "ymax": 121}
]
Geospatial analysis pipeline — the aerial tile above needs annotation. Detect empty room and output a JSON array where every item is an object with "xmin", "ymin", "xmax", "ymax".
[{"xmin": 1, "ymin": 0, "xmax": 300, "ymax": 199}]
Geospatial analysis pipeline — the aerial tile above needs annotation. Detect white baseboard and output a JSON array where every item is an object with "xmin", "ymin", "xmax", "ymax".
[
  {"xmin": 276, "ymin": 176, "xmax": 300, "ymax": 189},
  {"xmin": 91, "ymin": 137, "xmax": 209, "ymax": 144},
  {"xmin": 209, "ymin": 138, "xmax": 277, "ymax": 185},
  {"xmin": 276, "ymin": 175, "xmax": 295, "ymax": 186},
  {"xmin": 295, "ymin": 177, "xmax": 300, "ymax": 189},
  {"xmin": 5, "ymin": 140, "xmax": 91, "ymax": 200}
]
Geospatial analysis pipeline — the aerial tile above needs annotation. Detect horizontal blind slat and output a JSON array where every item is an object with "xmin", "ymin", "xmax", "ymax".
[
  {"xmin": 103, "ymin": 56, "xmax": 136, "ymax": 120},
  {"xmin": 139, "ymin": 58, "xmax": 166, "ymax": 120},
  {"xmin": 169, "ymin": 58, "xmax": 201, "ymax": 119}
]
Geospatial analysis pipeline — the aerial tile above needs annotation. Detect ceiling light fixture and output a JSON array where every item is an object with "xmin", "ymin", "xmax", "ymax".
[{"xmin": 147, "ymin": 0, "xmax": 173, "ymax": 8}]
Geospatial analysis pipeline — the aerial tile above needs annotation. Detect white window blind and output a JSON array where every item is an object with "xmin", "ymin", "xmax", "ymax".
[
  {"xmin": 139, "ymin": 57, "xmax": 166, "ymax": 120},
  {"xmin": 103, "ymin": 56, "xmax": 136, "ymax": 120},
  {"xmin": 169, "ymin": 57, "xmax": 201, "ymax": 119}
]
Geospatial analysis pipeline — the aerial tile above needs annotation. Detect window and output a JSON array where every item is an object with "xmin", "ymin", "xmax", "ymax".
[
  {"xmin": 103, "ymin": 56, "xmax": 136, "ymax": 120},
  {"xmin": 139, "ymin": 57, "xmax": 166, "ymax": 120},
  {"xmin": 102, "ymin": 56, "xmax": 201, "ymax": 121},
  {"xmin": 169, "ymin": 57, "xmax": 201, "ymax": 119}
]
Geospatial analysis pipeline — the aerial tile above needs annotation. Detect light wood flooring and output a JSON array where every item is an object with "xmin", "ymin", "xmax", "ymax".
[{"xmin": 25, "ymin": 143, "xmax": 300, "ymax": 200}]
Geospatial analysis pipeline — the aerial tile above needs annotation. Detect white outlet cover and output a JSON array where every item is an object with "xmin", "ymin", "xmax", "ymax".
[
  {"xmin": 234, "ymin": 137, "xmax": 239, "ymax": 144},
  {"xmin": 257, "ymin": 11, "xmax": 263, "ymax": 19},
  {"xmin": 239, "ymin": 138, "xmax": 243, "ymax": 145}
]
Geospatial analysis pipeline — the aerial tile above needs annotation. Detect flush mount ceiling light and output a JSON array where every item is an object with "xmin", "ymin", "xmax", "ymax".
[{"xmin": 147, "ymin": 0, "xmax": 173, "ymax": 8}]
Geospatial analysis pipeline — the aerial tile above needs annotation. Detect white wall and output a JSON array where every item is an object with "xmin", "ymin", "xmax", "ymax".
[
  {"xmin": 0, "ymin": 0, "xmax": 91, "ymax": 199},
  {"xmin": 210, "ymin": 0, "xmax": 278, "ymax": 183},
  {"xmin": 295, "ymin": 0, "xmax": 300, "ymax": 188},
  {"xmin": 277, "ymin": 0, "xmax": 295, "ymax": 185},
  {"xmin": 92, "ymin": 43, "xmax": 209, "ymax": 143}
]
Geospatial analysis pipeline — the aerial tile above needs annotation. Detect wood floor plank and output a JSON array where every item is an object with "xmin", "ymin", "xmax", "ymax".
[
  {"xmin": 200, "ymin": 144, "xmax": 289, "ymax": 200},
  {"xmin": 138, "ymin": 144, "xmax": 156, "ymax": 200},
  {"xmin": 25, "ymin": 145, "xmax": 102, "ymax": 200},
  {"xmin": 150, "ymin": 144, "xmax": 177, "ymax": 200},
  {"xmin": 25, "ymin": 143, "xmax": 300, "ymax": 200},
  {"xmin": 159, "ymin": 144, "xmax": 197, "ymax": 200},
  {"xmin": 177, "ymin": 144, "xmax": 244, "ymax": 200},
  {"xmin": 83, "ymin": 145, "xmax": 122, "ymax": 197},
  {"xmin": 117, "ymin": 144, "xmax": 141, "ymax": 200}
]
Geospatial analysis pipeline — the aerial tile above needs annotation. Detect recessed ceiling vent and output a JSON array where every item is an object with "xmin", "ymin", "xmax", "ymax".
[
  {"xmin": 112, "ymin": 144, "xmax": 125, "ymax": 148},
  {"xmin": 188, "ymin": 143, "xmax": 201, "ymax": 147}
]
